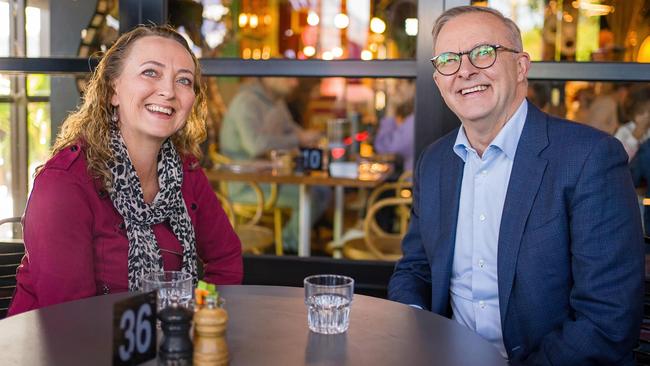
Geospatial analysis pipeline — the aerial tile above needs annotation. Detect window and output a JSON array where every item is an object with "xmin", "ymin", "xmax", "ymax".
[
  {"xmin": 168, "ymin": 0, "xmax": 418, "ymax": 60},
  {"xmin": 472, "ymin": 0, "xmax": 650, "ymax": 63}
]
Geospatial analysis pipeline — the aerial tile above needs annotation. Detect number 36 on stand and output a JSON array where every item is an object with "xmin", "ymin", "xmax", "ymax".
[{"xmin": 113, "ymin": 292, "xmax": 157, "ymax": 365}]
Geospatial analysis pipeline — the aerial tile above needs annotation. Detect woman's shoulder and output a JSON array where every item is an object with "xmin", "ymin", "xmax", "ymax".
[
  {"xmin": 39, "ymin": 142, "xmax": 94, "ymax": 185},
  {"xmin": 44, "ymin": 142, "xmax": 86, "ymax": 172}
]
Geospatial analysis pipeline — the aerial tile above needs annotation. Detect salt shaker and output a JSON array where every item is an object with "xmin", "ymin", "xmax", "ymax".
[{"xmin": 193, "ymin": 295, "xmax": 229, "ymax": 366}]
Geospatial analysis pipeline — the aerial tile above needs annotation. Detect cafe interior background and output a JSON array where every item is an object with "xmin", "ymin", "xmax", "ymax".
[{"xmin": 0, "ymin": 0, "xmax": 649, "ymax": 258}]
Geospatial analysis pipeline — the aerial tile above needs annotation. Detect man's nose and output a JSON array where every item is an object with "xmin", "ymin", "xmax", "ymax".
[{"xmin": 456, "ymin": 54, "xmax": 478, "ymax": 79}]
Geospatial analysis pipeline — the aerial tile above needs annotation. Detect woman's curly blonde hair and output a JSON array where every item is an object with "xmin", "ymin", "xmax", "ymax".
[{"xmin": 48, "ymin": 24, "xmax": 207, "ymax": 188}]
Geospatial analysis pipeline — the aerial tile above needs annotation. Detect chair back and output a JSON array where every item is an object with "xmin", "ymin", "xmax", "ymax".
[
  {"xmin": 0, "ymin": 217, "xmax": 24, "ymax": 319},
  {"xmin": 342, "ymin": 193, "xmax": 412, "ymax": 261},
  {"xmin": 214, "ymin": 185, "xmax": 275, "ymax": 255},
  {"xmin": 362, "ymin": 196, "xmax": 412, "ymax": 260},
  {"xmin": 209, "ymin": 144, "xmax": 286, "ymax": 255}
]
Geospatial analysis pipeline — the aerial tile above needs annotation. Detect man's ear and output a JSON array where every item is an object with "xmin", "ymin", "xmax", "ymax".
[
  {"xmin": 432, "ymin": 72, "xmax": 441, "ymax": 89},
  {"xmin": 516, "ymin": 52, "xmax": 531, "ymax": 83}
]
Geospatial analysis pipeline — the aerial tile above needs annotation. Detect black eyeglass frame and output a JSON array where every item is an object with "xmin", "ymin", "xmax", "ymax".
[{"xmin": 430, "ymin": 44, "xmax": 521, "ymax": 76}]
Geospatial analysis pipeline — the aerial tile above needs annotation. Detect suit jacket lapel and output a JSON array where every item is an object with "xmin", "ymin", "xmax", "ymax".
[
  {"xmin": 498, "ymin": 102, "xmax": 549, "ymax": 324},
  {"xmin": 434, "ymin": 137, "xmax": 464, "ymax": 313}
]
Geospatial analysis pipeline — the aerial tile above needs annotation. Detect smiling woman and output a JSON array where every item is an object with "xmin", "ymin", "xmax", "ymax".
[
  {"xmin": 7, "ymin": 25, "xmax": 244, "ymax": 317},
  {"xmin": 111, "ymin": 37, "xmax": 196, "ymax": 147}
]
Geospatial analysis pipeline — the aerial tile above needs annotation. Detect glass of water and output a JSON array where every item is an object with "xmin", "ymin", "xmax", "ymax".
[
  {"xmin": 304, "ymin": 274, "xmax": 354, "ymax": 334},
  {"xmin": 140, "ymin": 271, "xmax": 193, "ymax": 312}
]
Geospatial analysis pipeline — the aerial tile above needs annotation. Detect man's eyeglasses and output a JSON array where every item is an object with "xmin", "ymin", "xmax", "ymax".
[{"xmin": 430, "ymin": 44, "xmax": 520, "ymax": 76}]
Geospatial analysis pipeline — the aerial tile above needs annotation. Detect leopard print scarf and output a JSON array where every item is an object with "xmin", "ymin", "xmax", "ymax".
[{"xmin": 106, "ymin": 127, "xmax": 197, "ymax": 290}]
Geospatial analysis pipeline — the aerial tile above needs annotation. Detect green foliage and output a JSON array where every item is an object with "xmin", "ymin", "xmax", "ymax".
[
  {"xmin": 27, "ymin": 74, "xmax": 50, "ymax": 97},
  {"xmin": 522, "ymin": 28, "xmax": 543, "ymax": 61},
  {"xmin": 576, "ymin": 15, "xmax": 599, "ymax": 62},
  {"xmin": 27, "ymin": 102, "xmax": 50, "ymax": 185}
]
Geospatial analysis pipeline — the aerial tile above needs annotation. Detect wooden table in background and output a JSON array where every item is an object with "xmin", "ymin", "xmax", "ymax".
[{"xmin": 205, "ymin": 165, "xmax": 393, "ymax": 257}]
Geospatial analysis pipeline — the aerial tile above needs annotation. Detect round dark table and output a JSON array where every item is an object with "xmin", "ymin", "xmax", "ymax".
[{"xmin": 0, "ymin": 285, "xmax": 507, "ymax": 365}]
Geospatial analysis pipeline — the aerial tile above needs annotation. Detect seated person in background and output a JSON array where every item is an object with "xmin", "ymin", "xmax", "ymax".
[
  {"xmin": 388, "ymin": 6, "xmax": 643, "ymax": 363},
  {"xmin": 219, "ymin": 77, "xmax": 330, "ymax": 253},
  {"xmin": 8, "ymin": 25, "xmax": 243, "ymax": 316},
  {"xmin": 374, "ymin": 79, "xmax": 416, "ymax": 172},
  {"xmin": 585, "ymin": 83, "xmax": 629, "ymax": 135},
  {"xmin": 614, "ymin": 86, "xmax": 650, "ymax": 160}
]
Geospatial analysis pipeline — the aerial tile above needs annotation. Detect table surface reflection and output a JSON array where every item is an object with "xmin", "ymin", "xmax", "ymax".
[{"xmin": 0, "ymin": 285, "xmax": 507, "ymax": 366}]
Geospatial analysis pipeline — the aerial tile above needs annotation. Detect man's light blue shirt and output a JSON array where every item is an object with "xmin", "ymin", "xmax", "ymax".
[{"xmin": 450, "ymin": 100, "xmax": 528, "ymax": 358}]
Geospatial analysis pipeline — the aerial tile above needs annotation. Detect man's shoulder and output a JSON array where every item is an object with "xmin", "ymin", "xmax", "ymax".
[
  {"xmin": 523, "ymin": 107, "xmax": 628, "ymax": 175},
  {"xmin": 544, "ymin": 112, "xmax": 606, "ymax": 138},
  {"xmin": 541, "ymin": 111, "xmax": 617, "ymax": 152}
]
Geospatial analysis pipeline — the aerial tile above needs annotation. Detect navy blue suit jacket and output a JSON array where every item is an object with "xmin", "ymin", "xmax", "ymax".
[{"xmin": 388, "ymin": 102, "xmax": 644, "ymax": 365}]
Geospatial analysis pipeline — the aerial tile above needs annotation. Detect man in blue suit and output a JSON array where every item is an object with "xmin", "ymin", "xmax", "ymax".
[{"xmin": 388, "ymin": 6, "xmax": 644, "ymax": 365}]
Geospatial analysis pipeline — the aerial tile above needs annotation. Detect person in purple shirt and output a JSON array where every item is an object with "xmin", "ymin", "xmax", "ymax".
[{"xmin": 374, "ymin": 79, "xmax": 415, "ymax": 172}]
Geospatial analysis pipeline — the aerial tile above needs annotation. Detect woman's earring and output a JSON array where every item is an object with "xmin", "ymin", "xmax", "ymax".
[{"xmin": 111, "ymin": 106, "xmax": 119, "ymax": 122}]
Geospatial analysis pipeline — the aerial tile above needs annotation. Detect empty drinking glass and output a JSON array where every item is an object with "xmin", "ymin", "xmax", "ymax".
[
  {"xmin": 304, "ymin": 274, "xmax": 354, "ymax": 334},
  {"xmin": 140, "ymin": 271, "xmax": 193, "ymax": 312}
]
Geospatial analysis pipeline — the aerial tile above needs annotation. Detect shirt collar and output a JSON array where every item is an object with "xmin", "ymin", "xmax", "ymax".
[{"xmin": 453, "ymin": 100, "xmax": 528, "ymax": 162}]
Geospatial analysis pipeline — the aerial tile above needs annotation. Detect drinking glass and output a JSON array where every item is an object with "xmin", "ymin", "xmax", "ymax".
[
  {"xmin": 270, "ymin": 149, "xmax": 293, "ymax": 174},
  {"xmin": 140, "ymin": 271, "xmax": 193, "ymax": 312},
  {"xmin": 304, "ymin": 274, "xmax": 354, "ymax": 334}
]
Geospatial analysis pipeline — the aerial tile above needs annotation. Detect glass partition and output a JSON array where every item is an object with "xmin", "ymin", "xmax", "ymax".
[
  {"xmin": 26, "ymin": 0, "xmax": 50, "ymax": 57},
  {"xmin": 207, "ymin": 76, "xmax": 415, "ymax": 171},
  {"xmin": 27, "ymin": 102, "xmax": 50, "ymax": 191},
  {"xmin": 0, "ymin": 102, "xmax": 12, "ymax": 232},
  {"xmin": 472, "ymin": 0, "xmax": 650, "ymax": 63},
  {"xmin": 0, "ymin": 72, "xmax": 54, "ymax": 231},
  {"xmin": 0, "ymin": 0, "xmax": 9, "ymax": 57},
  {"xmin": 526, "ymin": 80, "xmax": 650, "ymax": 134}
]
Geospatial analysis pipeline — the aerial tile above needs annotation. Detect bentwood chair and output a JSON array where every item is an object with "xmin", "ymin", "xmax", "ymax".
[
  {"xmin": 0, "ymin": 217, "xmax": 24, "ymax": 319},
  {"xmin": 326, "ymin": 168, "xmax": 413, "ymax": 259},
  {"xmin": 341, "ymin": 191, "xmax": 412, "ymax": 261},
  {"xmin": 209, "ymin": 143, "xmax": 289, "ymax": 255},
  {"xmin": 215, "ymin": 186, "xmax": 276, "ymax": 255}
]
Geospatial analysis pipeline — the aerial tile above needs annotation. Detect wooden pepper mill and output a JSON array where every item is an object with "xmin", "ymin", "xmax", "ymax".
[{"xmin": 193, "ymin": 295, "xmax": 229, "ymax": 366}]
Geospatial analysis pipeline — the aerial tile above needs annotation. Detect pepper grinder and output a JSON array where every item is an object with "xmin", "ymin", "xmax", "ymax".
[
  {"xmin": 193, "ymin": 295, "xmax": 229, "ymax": 366},
  {"xmin": 158, "ymin": 296, "xmax": 193, "ymax": 366}
]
